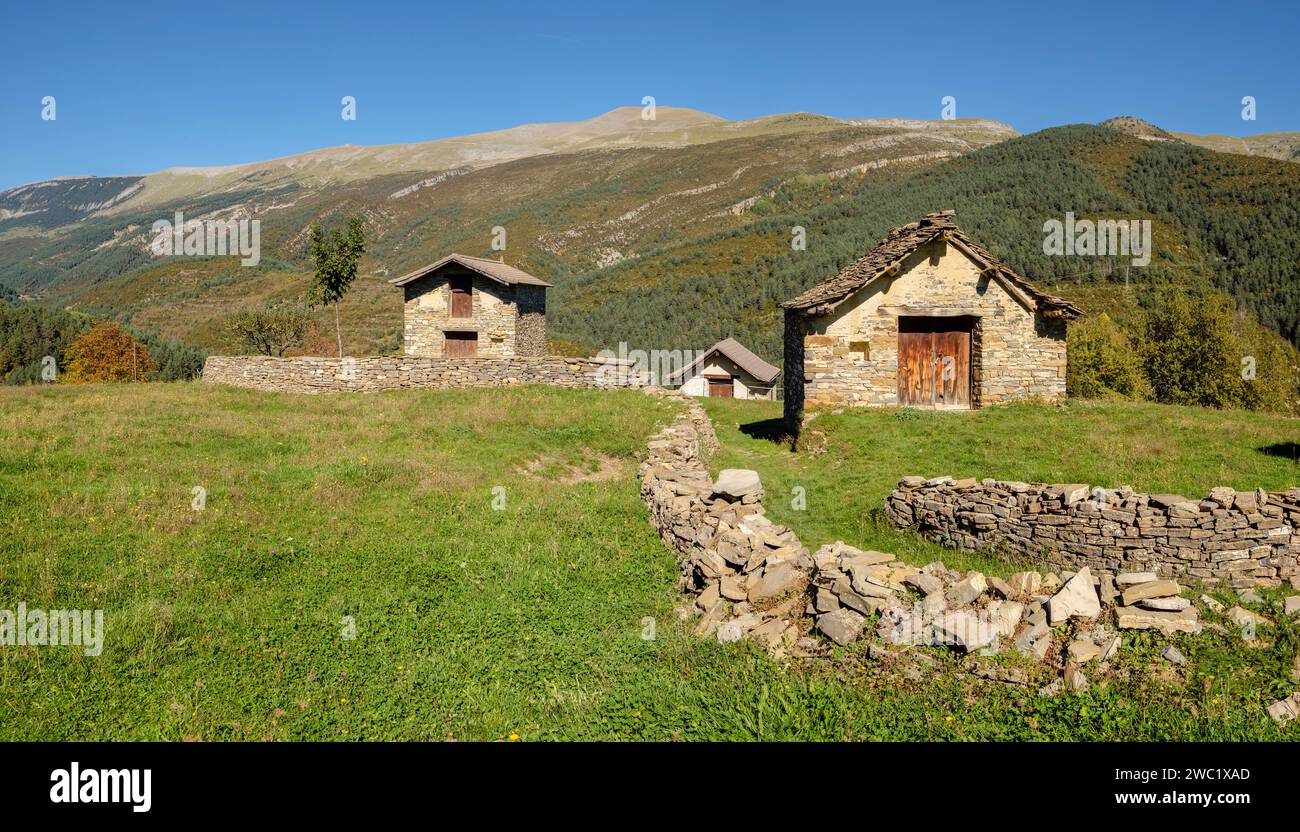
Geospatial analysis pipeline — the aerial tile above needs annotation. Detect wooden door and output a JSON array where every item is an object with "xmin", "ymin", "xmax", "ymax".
[
  {"xmin": 897, "ymin": 318, "xmax": 971, "ymax": 407},
  {"xmin": 933, "ymin": 329, "xmax": 970, "ymax": 407},
  {"xmin": 898, "ymin": 329, "xmax": 934, "ymax": 407},
  {"xmin": 706, "ymin": 376, "xmax": 734, "ymax": 398},
  {"xmin": 444, "ymin": 331, "xmax": 477, "ymax": 357},
  {"xmin": 450, "ymin": 276, "xmax": 473, "ymax": 318}
]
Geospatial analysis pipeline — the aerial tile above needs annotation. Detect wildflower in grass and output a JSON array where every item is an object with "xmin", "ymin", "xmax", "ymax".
[{"xmin": 509, "ymin": 731, "xmax": 520, "ymax": 741}]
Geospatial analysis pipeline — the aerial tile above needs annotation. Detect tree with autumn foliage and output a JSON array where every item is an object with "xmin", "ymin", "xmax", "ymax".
[{"xmin": 63, "ymin": 321, "xmax": 155, "ymax": 383}]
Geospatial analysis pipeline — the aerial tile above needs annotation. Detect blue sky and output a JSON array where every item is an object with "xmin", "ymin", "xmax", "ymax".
[{"xmin": 2, "ymin": 0, "xmax": 1297, "ymax": 190}]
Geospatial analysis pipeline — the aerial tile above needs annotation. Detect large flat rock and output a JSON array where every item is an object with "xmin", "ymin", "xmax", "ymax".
[{"xmin": 712, "ymin": 469, "xmax": 762, "ymax": 499}]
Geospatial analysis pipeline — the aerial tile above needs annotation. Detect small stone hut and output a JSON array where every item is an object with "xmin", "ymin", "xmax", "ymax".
[
  {"xmin": 781, "ymin": 211, "xmax": 1081, "ymax": 427},
  {"xmin": 390, "ymin": 253, "xmax": 550, "ymax": 357},
  {"xmin": 666, "ymin": 337, "xmax": 781, "ymax": 400}
]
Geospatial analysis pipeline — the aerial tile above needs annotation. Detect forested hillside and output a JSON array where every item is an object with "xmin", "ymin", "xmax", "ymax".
[
  {"xmin": 0, "ymin": 303, "xmax": 205, "ymax": 384},
  {"xmin": 547, "ymin": 125, "xmax": 1300, "ymax": 413}
]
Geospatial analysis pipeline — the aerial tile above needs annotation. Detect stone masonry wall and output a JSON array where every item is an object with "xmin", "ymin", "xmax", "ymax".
[
  {"xmin": 639, "ymin": 392, "xmax": 811, "ymax": 651},
  {"xmin": 202, "ymin": 355, "xmax": 641, "ymax": 394},
  {"xmin": 886, "ymin": 476, "xmax": 1300, "ymax": 588},
  {"xmin": 514, "ymin": 284, "xmax": 547, "ymax": 357},
  {"xmin": 642, "ymin": 400, "xmax": 1300, "ymax": 718}
]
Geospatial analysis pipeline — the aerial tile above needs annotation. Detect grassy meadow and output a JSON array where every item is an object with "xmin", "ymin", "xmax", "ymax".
[{"xmin": 0, "ymin": 383, "xmax": 1297, "ymax": 740}]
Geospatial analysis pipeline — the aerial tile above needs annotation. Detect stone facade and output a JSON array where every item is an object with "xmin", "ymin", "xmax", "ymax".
[
  {"xmin": 787, "ymin": 239, "xmax": 1067, "ymax": 413},
  {"xmin": 514, "ymin": 284, "xmax": 547, "ymax": 356},
  {"xmin": 886, "ymin": 476, "xmax": 1300, "ymax": 588},
  {"xmin": 202, "ymin": 355, "xmax": 640, "ymax": 394},
  {"xmin": 781, "ymin": 212, "xmax": 1080, "ymax": 430},
  {"xmin": 401, "ymin": 267, "xmax": 546, "ymax": 357}
]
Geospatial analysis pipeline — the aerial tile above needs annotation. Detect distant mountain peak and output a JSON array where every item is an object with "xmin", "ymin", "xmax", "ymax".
[{"xmin": 1099, "ymin": 116, "xmax": 1183, "ymax": 142}]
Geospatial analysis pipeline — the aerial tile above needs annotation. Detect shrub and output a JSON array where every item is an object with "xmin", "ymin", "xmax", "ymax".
[
  {"xmin": 1067, "ymin": 312, "xmax": 1146, "ymax": 399},
  {"xmin": 226, "ymin": 305, "xmax": 312, "ymax": 356},
  {"xmin": 63, "ymin": 321, "xmax": 155, "ymax": 383}
]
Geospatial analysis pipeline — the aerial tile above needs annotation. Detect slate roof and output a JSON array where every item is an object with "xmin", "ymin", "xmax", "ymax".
[
  {"xmin": 780, "ymin": 211, "xmax": 1081, "ymax": 319},
  {"xmin": 390, "ymin": 253, "xmax": 553, "ymax": 288},
  {"xmin": 667, "ymin": 337, "xmax": 782, "ymax": 385}
]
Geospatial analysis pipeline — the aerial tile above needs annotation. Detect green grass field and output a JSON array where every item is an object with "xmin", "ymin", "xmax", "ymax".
[{"xmin": 1, "ymin": 384, "xmax": 1297, "ymax": 740}]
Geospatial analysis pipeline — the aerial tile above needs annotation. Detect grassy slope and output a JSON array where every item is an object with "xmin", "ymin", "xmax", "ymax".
[{"xmin": 1, "ymin": 384, "xmax": 1296, "ymax": 740}]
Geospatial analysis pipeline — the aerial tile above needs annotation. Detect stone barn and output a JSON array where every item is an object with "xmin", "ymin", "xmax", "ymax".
[
  {"xmin": 781, "ymin": 210, "xmax": 1080, "ymax": 427},
  {"xmin": 666, "ymin": 337, "xmax": 781, "ymax": 400},
  {"xmin": 390, "ymin": 253, "xmax": 550, "ymax": 357}
]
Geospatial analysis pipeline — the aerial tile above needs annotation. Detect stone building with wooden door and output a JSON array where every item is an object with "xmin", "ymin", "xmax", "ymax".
[
  {"xmin": 390, "ymin": 253, "xmax": 550, "ymax": 357},
  {"xmin": 666, "ymin": 337, "xmax": 781, "ymax": 400},
  {"xmin": 781, "ymin": 211, "xmax": 1081, "ymax": 427}
]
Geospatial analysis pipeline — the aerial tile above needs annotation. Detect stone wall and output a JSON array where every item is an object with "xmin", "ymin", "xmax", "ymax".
[
  {"xmin": 886, "ymin": 476, "xmax": 1300, "ymax": 588},
  {"xmin": 638, "ymin": 392, "xmax": 811, "ymax": 651},
  {"xmin": 202, "ymin": 355, "xmax": 641, "ymax": 394},
  {"xmin": 514, "ymin": 284, "xmax": 548, "ymax": 357},
  {"xmin": 641, "ymin": 402, "xmax": 1299, "ymax": 716},
  {"xmin": 402, "ymin": 267, "xmax": 542, "ymax": 357},
  {"xmin": 784, "ymin": 239, "xmax": 1067, "ymax": 419}
]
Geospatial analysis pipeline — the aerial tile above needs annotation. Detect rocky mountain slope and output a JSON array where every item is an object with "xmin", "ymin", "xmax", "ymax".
[
  {"xmin": 0, "ymin": 108, "xmax": 1015, "ymax": 353},
  {"xmin": 3, "ymin": 110, "xmax": 1299, "ymax": 369}
]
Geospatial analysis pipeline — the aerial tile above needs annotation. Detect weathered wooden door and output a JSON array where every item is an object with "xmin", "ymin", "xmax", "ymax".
[
  {"xmin": 897, "ymin": 318, "xmax": 971, "ymax": 407},
  {"xmin": 706, "ymin": 376, "xmax": 734, "ymax": 398},
  {"xmin": 450, "ymin": 276, "xmax": 473, "ymax": 318},
  {"xmin": 444, "ymin": 331, "xmax": 477, "ymax": 357}
]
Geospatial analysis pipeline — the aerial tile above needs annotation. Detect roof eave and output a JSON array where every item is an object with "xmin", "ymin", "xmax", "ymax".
[{"xmin": 390, "ymin": 254, "xmax": 552, "ymax": 288}]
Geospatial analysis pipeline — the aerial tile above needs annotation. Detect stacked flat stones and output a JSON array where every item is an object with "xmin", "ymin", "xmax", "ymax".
[
  {"xmin": 887, "ymin": 476, "xmax": 1300, "ymax": 588},
  {"xmin": 202, "ymin": 355, "xmax": 644, "ymax": 394},
  {"xmin": 1110, "ymin": 572, "xmax": 1200, "ymax": 633},
  {"xmin": 808, "ymin": 554, "xmax": 1230, "ymax": 691},
  {"xmin": 638, "ymin": 396, "xmax": 809, "ymax": 653}
]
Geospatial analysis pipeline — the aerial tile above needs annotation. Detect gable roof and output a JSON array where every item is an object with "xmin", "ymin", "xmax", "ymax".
[
  {"xmin": 389, "ymin": 253, "xmax": 553, "ymax": 289},
  {"xmin": 666, "ymin": 337, "xmax": 782, "ymax": 385},
  {"xmin": 780, "ymin": 211, "xmax": 1081, "ymax": 319}
]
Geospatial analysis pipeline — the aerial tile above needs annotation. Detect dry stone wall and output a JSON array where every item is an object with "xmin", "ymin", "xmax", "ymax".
[
  {"xmin": 638, "ymin": 392, "xmax": 811, "ymax": 652},
  {"xmin": 886, "ymin": 476, "xmax": 1300, "ymax": 588},
  {"xmin": 641, "ymin": 399, "xmax": 1300, "ymax": 717},
  {"xmin": 202, "ymin": 355, "xmax": 641, "ymax": 394}
]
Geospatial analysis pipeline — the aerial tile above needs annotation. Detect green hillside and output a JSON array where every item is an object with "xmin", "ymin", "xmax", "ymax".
[
  {"xmin": 3, "ymin": 117, "xmax": 1300, "ymax": 412},
  {"xmin": 551, "ymin": 124, "xmax": 1300, "ymax": 414},
  {"xmin": 0, "ymin": 111, "xmax": 1010, "ymax": 358}
]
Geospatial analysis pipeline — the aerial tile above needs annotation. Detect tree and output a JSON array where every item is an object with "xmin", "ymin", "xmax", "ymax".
[
  {"xmin": 226, "ymin": 305, "xmax": 312, "ymax": 356},
  {"xmin": 133, "ymin": 329, "xmax": 208, "ymax": 381},
  {"xmin": 0, "ymin": 302, "xmax": 90, "ymax": 384},
  {"xmin": 308, "ymin": 216, "xmax": 366, "ymax": 358},
  {"xmin": 63, "ymin": 321, "xmax": 154, "ymax": 383},
  {"xmin": 1067, "ymin": 312, "xmax": 1146, "ymax": 399},
  {"xmin": 1138, "ymin": 288, "xmax": 1245, "ymax": 409}
]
